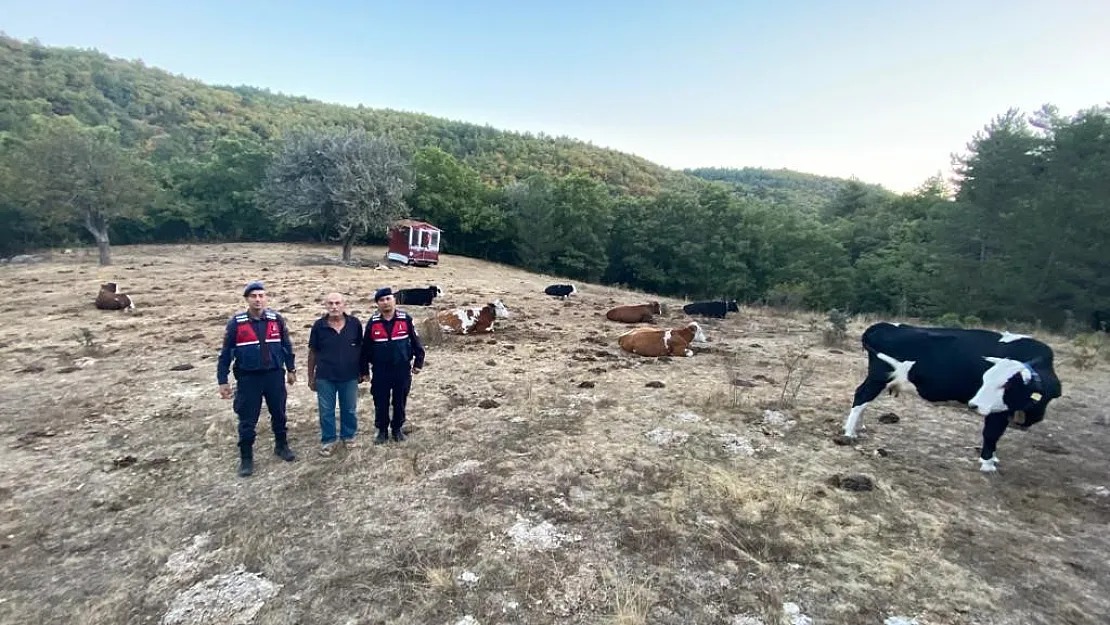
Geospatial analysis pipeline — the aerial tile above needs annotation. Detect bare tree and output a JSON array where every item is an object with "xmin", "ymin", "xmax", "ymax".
[{"xmin": 258, "ymin": 127, "xmax": 412, "ymax": 261}]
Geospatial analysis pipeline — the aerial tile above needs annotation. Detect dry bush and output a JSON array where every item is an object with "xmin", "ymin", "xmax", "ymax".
[
  {"xmin": 773, "ymin": 342, "xmax": 814, "ymax": 409},
  {"xmin": 1071, "ymin": 332, "xmax": 1107, "ymax": 370},
  {"xmin": 602, "ymin": 568, "xmax": 657, "ymax": 625},
  {"xmin": 702, "ymin": 351, "xmax": 753, "ymax": 412},
  {"xmin": 821, "ymin": 309, "xmax": 850, "ymax": 347},
  {"xmin": 73, "ymin": 326, "xmax": 101, "ymax": 355}
]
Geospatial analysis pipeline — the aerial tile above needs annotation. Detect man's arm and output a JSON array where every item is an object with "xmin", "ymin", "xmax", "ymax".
[
  {"xmin": 409, "ymin": 318, "xmax": 426, "ymax": 370},
  {"xmin": 216, "ymin": 319, "xmax": 236, "ymax": 385},
  {"xmin": 358, "ymin": 323, "xmax": 373, "ymax": 377},
  {"xmin": 279, "ymin": 313, "xmax": 296, "ymax": 372},
  {"xmin": 306, "ymin": 322, "xmax": 318, "ymax": 388}
]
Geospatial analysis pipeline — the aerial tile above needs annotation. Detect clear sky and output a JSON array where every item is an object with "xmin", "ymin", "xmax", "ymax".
[{"xmin": 2, "ymin": 0, "xmax": 1108, "ymax": 192}]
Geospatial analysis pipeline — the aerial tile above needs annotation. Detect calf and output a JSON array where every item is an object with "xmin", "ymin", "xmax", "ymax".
[
  {"xmin": 94, "ymin": 283, "xmax": 135, "ymax": 311},
  {"xmin": 682, "ymin": 300, "xmax": 739, "ymax": 319},
  {"xmin": 436, "ymin": 299, "xmax": 511, "ymax": 335},
  {"xmin": 605, "ymin": 302, "xmax": 661, "ymax": 324},
  {"xmin": 842, "ymin": 322, "xmax": 1062, "ymax": 472},
  {"xmin": 395, "ymin": 285, "xmax": 442, "ymax": 306},
  {"xmin": 618, "ymin": 322, "xmax": 707, "ymax": 357},
  {"xmin": 544, "ymin": 284, "xmax": 577, "ymax": 299}
]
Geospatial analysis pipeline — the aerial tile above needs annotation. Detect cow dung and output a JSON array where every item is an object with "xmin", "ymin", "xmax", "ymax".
[
  {"xmin": 827, "ymin": 473, "xmax": 875, "ymax": 492},
  {"xmin": 878, "ymin": 412, "xmax": 900, "ymax": 424},
  {"xmin": 577, "ymin": 381, "xmax": 596, "ymax": 389},
  {"xmin": 645, "ymin": 381, "xmax": 665, "ymax": 388},
  {"xmin": 170, "ymin": 364, "xmax": 195, "ymax": 371},
  {"xmin": 478, "ymin": 399, "xmax": 500, "ymax": 409}
]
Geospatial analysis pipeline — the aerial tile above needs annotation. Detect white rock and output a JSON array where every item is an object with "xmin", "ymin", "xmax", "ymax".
[
  {"xmin": 160, "ymin": 567, "xmax": 280, "ymax": 625},
  {"xmin": 645, "ymin": 428, "xmax": 689, "ymax": 446},
  {"xmin": 782, "ymin": 602, "xmax": 813, "ymax": 625}
]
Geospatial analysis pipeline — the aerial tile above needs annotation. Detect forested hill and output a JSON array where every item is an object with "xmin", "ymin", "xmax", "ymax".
[
  {"xmin": 2, "ymin": 34, "xmax": 1108, "ymax": 331},
  {"xmin": 0, "ymin": 34, "xmax": 687, "ymax": 195},
  {"xmin": 686, "ymin": 167, "xmax": 893, "ymax": 214}
]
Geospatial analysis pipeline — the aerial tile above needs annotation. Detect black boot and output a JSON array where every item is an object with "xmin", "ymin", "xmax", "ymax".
[
  {"xmin": 374, "ymin": 429, "xmax": 389, "ymax": 444},
  {"xmin": 274, "ymin": 434, "xmax": 297, "ymax": 462},
  {"xmin": 392, "ymin": 429, "xmax": 406, "ymax": 442},
  {"xmin": 238, "ymin": 444, "xmax": 254, "ymax": 478}
]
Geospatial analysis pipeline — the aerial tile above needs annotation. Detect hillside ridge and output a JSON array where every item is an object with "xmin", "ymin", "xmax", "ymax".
[{"xmin": 0, "ymin": 33, "xmax": 867, "ymax": 200}]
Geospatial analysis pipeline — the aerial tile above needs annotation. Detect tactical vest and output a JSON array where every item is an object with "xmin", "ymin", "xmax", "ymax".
[{"xmin": 366, "ymin": 311, "xmax": 413, "ymax": 368}]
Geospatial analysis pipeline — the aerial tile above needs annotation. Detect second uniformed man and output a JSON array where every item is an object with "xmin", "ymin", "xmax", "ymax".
[{"xmin": 359, "ymin": 287, "xmax": 425, "ymax": 443}]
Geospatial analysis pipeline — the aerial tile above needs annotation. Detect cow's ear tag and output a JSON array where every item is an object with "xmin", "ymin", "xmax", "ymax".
[{"xmin": 1030, "ymin": 392, "xmax": 1043, "ymax": 402}]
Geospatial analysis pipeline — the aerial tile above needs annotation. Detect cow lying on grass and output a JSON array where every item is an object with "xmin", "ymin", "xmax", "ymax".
[
  {"xmin": 544, "ymin": 284, "xmax": 577, "ymax": 299},
  {"xmin": 396, "ymin": 285, "xmax": 442, "ymax": 306},
  {"xmin": 682, "ymin": 299, "xmax": 739, "ymax": 319},
  {"xmin": 606, "ymin": 302, "xmax": 661, "ymax": 323},
  {"xmin": 841, "ymin": 321, "xmax": 1062, "ymax": 472},
  {"xmin": 95, "ymin": 283, "xmax": 134, "ymax": 311},
  {"xmin": 436, "ymin": 299, "xmax": 511, "ymax": 335},
  {"xmin": 618, "ymin": 321, "xmax": 707, "ymax": 357}
]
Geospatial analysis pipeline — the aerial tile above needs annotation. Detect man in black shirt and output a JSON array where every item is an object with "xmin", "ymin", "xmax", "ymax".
[
  {"xmin": 307, "ymin": 292, "xmax": 363, "ymax": 456},
  {"xmin": 359, "ymin": 287, "xmax": 426, "ymax": 444}
]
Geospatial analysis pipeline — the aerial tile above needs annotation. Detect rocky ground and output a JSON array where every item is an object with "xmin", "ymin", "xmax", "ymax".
[{"xmin": 0, "ymin": 242, "xmax": 1108, "ymax": 625}]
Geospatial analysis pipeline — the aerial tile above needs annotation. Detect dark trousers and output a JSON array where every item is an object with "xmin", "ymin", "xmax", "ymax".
[
  {"xmin": 234, "ymin": 369, "xmax": 288, "ymax": 449},
  {"xmin": 370, "ymin": 367, "xmax": 411, "ymax": 433}
]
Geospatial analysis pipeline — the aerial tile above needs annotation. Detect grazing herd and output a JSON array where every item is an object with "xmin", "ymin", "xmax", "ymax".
[{"xmin": 88, "ymin": 274, "xmax": 1074, "ymax": 475}]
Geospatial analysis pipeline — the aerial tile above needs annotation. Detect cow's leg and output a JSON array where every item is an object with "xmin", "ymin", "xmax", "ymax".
[
  {"xmin": 979, "ymin": 412, "xmax": 1010, "ymax": 472},
  {"xmin": 843, "ymin": 376, "xmax": 887, "ymax": 438}
]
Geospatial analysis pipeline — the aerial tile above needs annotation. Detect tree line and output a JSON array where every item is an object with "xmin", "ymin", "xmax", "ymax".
[{"xmin": 0, "ymin": 36, "xmax": 1107, "ymax": 331}]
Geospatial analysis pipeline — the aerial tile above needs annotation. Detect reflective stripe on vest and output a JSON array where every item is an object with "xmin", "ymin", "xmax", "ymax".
[
  {"xmin": 234, "ymin": 312, "xmax": 282, "ymax": 346},
  {"xmin": 369, "ymin": 313, "xmax": 410, "ymax": 343}
]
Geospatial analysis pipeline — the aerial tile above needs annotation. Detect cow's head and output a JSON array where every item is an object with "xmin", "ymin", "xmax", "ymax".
[
  {"xmin": 100, "ymin": 282, "xmax": 118, "ymax": 293},
  {"xmin": 968, "ymin": 357, "xmax": 1056, "ymax": 427},
  {"xmin": 687, "ymin": 321, "xmax": 708, "ymax": 344},
  {"xmin": 429, "ymin": 285, "xmax": 443, "ymax": 297},
  {"xmin": 649, "ymin": 301, "xmax": 661, "ymax": 314},
  {"xmin": 490, "ymin": 299, "xmax": 511, "ymax": 318},
  {"xmin": 727, "ymin": 300, "xmax": 739, "ymax": 312}
]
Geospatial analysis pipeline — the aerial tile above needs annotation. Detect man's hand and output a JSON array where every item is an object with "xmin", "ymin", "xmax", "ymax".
[
  {"xmin": 412, "ymin": 366, "xmax": 422, "ymax": 375},
  {"xmin": 219, "ymin": 384, "xmax": 232, "ymax": 400},
  {"xmin": 287, "ymin": 371, "xmax": 297, "ymax": 386},
  {"xmin": 308, "ymin": 377, "xmax": 317, "ymax": 391}
]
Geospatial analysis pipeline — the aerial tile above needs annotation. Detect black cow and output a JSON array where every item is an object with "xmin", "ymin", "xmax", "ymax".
[
  {"xmin": 1092, "ymin": 310, "xmax": 1109, "ymax": 333},
  {"xmin": 682, "ymin": 300, "xmax": 739, "ymax": 319},
  {"xmin": 395, "ymin": 285, "xmax": 442, "ymax": 306},
  {"xmin": 544, "ymin": 284, "xmax": 577, "ymax": 299},
  {"xmin": 841, "ymin": 322, "xmax": 1062, "ymax": 472}
]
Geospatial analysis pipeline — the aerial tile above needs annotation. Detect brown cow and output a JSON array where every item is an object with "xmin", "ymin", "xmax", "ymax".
[
  {"xmin": 95, "ymin": 283, "xmax": 135, "ymax": 311},
  {"xmin": 618, "ymin": 321, "xmax": 707, "ymax": 357},
  {"xmin": 436, "ymin": 299, "xmax": 511, "ymax": 335},
  {"xmin": 605, "ymin": 301, "xmax": 661, "ymax": 323}
]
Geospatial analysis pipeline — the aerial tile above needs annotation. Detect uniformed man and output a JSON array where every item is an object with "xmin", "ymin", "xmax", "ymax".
[
  {"xmin": 216, "ymin": 281, "xmax": 298, "ymax": 477},
  {"xmin": 359, "ymin": 287, "xmax": 425, "ymax": 443}
]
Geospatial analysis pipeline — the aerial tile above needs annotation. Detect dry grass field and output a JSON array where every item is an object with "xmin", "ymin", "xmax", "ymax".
[{"xmin": 0, "ymin": 242, "xmax": 1108, "ymax": 625}]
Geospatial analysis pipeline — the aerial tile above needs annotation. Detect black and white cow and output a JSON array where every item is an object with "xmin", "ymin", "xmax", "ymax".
[
  {"xmin": 682, "ymin": 300, "xmax": 739, "ymax": 319},
  {"xmin": 544, "ymin": 284, "xmax": 577, "ymax": 299},
  {"xmin": 395, "ymin": 285, "xmax": 442, "ymax": 306},
  {"xmin": 842, "ymin": 322, "xmax": 1062, "ymax": 472}
]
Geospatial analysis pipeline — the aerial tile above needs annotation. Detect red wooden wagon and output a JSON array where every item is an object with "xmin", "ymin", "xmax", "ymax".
[{"xmin": 387, "ymin": 219, "xmax": 442, "ymax": 266}]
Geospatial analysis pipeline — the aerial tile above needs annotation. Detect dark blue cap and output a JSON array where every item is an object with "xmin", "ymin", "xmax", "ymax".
[
  {"xmin": 243, "ymin": 281, "xmax": 265, "ymax": 297},
  {"xmin": 373, "ymin": 287, "xmax": 393, "ymax": 301}
]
